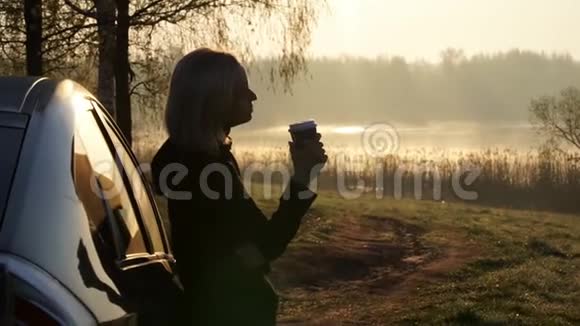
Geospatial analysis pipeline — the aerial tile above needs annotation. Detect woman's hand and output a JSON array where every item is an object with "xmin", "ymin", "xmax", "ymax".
[{"xmin": 289, "ymin": 133, "xmax": 328, "ymax": 186}]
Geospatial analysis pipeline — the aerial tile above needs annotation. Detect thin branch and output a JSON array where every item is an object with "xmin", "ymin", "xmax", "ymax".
[
  {"xmin": 130, "ymin": 0, "xmax": 163, "ymax": 20},
  {"xmin": 129, "ymin": 80, "xmax": 147, "ymax": 96},
  {"xmin": 0, "ymin": 46, "xmax": 23, "ymax": 64},
  {"xmin": 551, "ymin": 121, "xmax": 580, "ymax": 149},
  {"xmin": 0, "ymin": 24, "xmax": 26, "ymax": 34},
  {"xmin": 42, "ymin": 30, "xmax": 97, "ymax": 56},
  {"xmin": 63, "ymin": 0, "xmax": 97, "ymax": 18},
  {"xmin": 130, "ymin": 0, "xmax": 223, "ymax": 27},
  {"xmin": 0, "ymin": 39, "xmax": 26, "ymax": 45},
  {"xmin": 42, "ymin": 22, "xmax": 97, "ymax": 41}
]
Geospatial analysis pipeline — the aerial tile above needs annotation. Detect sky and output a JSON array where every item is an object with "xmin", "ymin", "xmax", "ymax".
[{"xmin": 307, "ymin": 0, "xmax": 580, "ymax": 62}]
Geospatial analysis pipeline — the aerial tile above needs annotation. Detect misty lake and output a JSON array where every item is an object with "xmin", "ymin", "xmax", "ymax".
[{"xmin": 231, "ymin": 121, "xmax": 541, "ymax": 152}]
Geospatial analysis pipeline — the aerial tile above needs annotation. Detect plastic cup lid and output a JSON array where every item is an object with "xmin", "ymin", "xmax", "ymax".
[{"xmin": 289, "ymin": 119, "xmax": 317, "ymax": 132}]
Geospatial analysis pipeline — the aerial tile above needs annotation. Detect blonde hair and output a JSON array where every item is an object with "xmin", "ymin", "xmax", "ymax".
[{"xmin": 165, "ymin": 48, "xmax": 242, "ymax": 155}]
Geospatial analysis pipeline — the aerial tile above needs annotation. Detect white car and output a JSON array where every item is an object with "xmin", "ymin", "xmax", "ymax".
[{"xmin": 0, "ymin": 77, "xmax": 182, "ymax": 325}]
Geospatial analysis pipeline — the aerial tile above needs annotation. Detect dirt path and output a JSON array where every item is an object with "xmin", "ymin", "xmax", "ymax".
[{"xmin": 272, "ymin": 214, "xmax": 478, "ymax": 325}]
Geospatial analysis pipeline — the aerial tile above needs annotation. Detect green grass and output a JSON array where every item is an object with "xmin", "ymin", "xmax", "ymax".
[{"xmin": 156, "ymin": 185, "xmax": 580, "ymax": 325}]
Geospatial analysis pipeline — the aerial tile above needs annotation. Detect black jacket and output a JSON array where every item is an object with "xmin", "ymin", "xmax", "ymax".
[{"xmin": 151, "ymin": 137, "xmax": 317, "ymax": 325}]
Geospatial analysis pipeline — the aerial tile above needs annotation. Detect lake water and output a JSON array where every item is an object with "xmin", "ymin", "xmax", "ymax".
[{"xmin": 231, "ymin": 121, "xmax": 541, "ymax": 152}]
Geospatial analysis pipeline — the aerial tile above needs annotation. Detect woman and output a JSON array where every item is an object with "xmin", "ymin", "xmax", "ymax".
[{"xmin": 151, "ymin": 48, "xmax": 327, "ymax": 325}]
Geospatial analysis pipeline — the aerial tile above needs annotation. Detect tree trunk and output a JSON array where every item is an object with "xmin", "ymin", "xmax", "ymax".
[
  {"xmin": 94, "ymin": 0, "xmax": 116, "ymax": 117},
  {"xmin": 24, "ymin": 0, "xmax": 43, "ymax": 76},
  {"xmin": 115, "ymin": 0, "xmax": 131, "ymax": 145}
]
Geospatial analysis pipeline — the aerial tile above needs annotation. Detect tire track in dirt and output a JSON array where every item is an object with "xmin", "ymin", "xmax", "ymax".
[{"xmin": 273, "ymin": 214, "xmax": 478, "ymax": 325}]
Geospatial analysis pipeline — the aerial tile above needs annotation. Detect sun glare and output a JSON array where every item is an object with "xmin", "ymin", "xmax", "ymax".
[{"xmin": 333, "ymin": 126, "xmax": 364, "ymax": 134}]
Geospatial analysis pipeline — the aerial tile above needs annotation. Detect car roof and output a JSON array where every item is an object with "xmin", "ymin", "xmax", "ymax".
[{"xmin": 0, "ymin": 77, "xmax": 48, "ymax": 114}]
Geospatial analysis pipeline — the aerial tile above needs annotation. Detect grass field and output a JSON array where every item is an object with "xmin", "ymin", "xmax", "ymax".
[
  {"xmin": 228, "ymin": 184, "xmax": 579, "ymax": 325},
  {"xmin": 154, "ymin": 183, "xmax": 580, "ymax": 325}
]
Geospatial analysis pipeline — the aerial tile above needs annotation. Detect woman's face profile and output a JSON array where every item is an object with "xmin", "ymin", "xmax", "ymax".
[{"xmin": 227, "ymin": 65, "xmax": 258, "ymax": 128}]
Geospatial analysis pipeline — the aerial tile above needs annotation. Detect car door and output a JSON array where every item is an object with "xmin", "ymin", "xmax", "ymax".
[{"xmin": 74, "ymin": 98, "xmax": 182, "ymax": 325}]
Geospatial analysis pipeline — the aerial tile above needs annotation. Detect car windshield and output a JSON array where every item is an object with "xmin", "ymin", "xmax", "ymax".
[{"xmin": 0, "ymin": 126, "xmax": 25, "ymax": 220}]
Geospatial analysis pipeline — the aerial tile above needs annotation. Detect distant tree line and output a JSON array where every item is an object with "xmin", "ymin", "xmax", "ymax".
[{"xmin": 244, "ymin": 50, "xmax": 580, "ymax": 130}]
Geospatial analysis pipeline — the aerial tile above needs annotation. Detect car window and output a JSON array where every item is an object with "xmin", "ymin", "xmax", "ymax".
[
  {"xmin": 73, "ymin": 132, "xmax": 117, "ymax": 261},
  {"xmin": 101, "ymin": 118, "xmax": 165, "ymax": 253},
  {"xmin": 73, "ymin": 102, "xmax": 147, "ymax": 257},
  {"xmin": 0, "ymin": 126, "xmax": 25, "ymax": 220},
  {"xmin": 91, "ymin": 100, "xmax": 166, "ymax": 254}
]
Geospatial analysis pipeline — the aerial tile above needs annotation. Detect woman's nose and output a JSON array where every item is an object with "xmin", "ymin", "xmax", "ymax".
[{"xmin": 249, "ymin": 89, "xmax": 257, "ymax": 101}]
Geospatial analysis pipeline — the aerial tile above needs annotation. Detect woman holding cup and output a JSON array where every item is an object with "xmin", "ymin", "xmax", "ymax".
[{"xmin": 151, "ymin": 48, "xmax": 327, "ymax": 325}]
